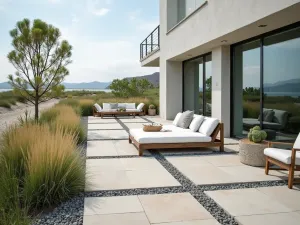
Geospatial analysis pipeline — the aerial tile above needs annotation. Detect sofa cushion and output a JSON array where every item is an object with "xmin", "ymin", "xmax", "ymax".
[
  {"xmin": 273, "ymin": 109, "xmax": 289, "ymax": 128},
  {"xmin": 177, "ymin": 111, "xmax": 194, "ymax": 129},
  {"xmin": 189, "ymin": 115, "xmax": 205, "ymax": 132},
  {"xmin": 102, "ymin": 103, "xmax": 111, "ymax": 110},
  {"xmin": 130, "ymin": 128, "xmax": 211, "ymax": 144},
  {"xmin": 137, "ymin": 103, "xmax": 145, "ymax": 111},
  {"xmin": 163, "ymin": 125, "xmax": 193, "ymax": 132},
  {"xmin": 264, "ymin": 148, "xmax": 300, "ymax": 165},
  {"xmin": 199, "ymin": 117, "xmax": 219, "ymax": 136},
  {"xmin": 126, "ymin": 103, "xmax": 136, "ymax": 109},
  {"xmin": 94, "ymin": 103, "xmax": 102, "ymax": 112},
  {"xmin": 118, "ymin": 103, "xmax": 126, "ymax": 109},
  {"xmin": 173, "ymin": 113, "xmax": 182, "ymax": 126},
  {"xmin": 258, "ymin": 110, "xmax": 274, "ymax": 122},
  {"xmin": 126, "ymin": 109, "xmax": 140, "ymax": 112}
]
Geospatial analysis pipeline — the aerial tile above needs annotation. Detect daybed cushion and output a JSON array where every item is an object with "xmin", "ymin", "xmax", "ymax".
[
  {"xmin": 137, "ymin": 103, "xmax": 145, "ymax": 111},
  {"xmin": 189, "ymin": 115, "xmax": 205, "ymax": 132},
  {"xmin": 173, "ymin": 113, "xmax": 182, "ymax": 126},
  {"xmin": 294, "ymin": 133, "xmax": 300, "ymax": 149},
  {"xmin": 199, "ymin": 117, "xmax": 219, "ymax": 136},
  {"xmin": 130, "ymin": 128, "xmax": 211, "ymax": 144},
  {"xmin": 264, "ymin": 148, "xmax": 300, "ymax": 165},
  {"xmin": 177, "ymin": 111, "xmax": 194, "ymax": 129},
  {"xmin": 94, "ymin": 103, "xmax": 102, "ymax": 112},
  {"xmin": 126, "ymin": 103, "xmax": 136, "ymax": 109}
]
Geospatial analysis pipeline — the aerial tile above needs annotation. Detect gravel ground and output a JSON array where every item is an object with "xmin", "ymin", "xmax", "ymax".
[{"xmin": 0, "ymin": 99, "xmax": 59, "ymax": 135}]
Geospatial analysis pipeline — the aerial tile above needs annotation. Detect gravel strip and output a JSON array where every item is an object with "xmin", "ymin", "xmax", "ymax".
[
  {"xmin": 115, "ymin": 117, "xmax": 129, "ymax": 132},
  {"xmin": 86, "ymin": 154, "xmax": 152, "ymax": 159},
  {"xmin": 85, "ymin": 186, "xmax": 185, "ymax": 198}
]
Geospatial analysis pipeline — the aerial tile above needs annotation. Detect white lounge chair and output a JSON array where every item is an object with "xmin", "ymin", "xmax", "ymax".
[{"xmin": 264, "ymin": 133, "xmax": 300, "ymax": 189}]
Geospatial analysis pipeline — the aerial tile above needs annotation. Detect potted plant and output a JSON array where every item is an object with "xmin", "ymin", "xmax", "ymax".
[
  {"xmin": 148, "ymin": 104, "xmax": 156, "ymax": 116},
  {"xmin": 239, "ymin": 126, "xmax": 268, "ymax": 167}
]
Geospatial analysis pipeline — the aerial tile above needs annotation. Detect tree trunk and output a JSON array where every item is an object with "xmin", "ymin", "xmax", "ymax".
[{"xmin": 35, "ymin": 98, "xmax": 39, "ymax": 122}]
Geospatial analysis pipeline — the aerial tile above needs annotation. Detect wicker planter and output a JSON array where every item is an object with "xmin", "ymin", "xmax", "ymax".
[
  {"xmin": 239, "ymin": 139, "xmax": 268, "ymax": 167},
  {"xmin": 148, "ymin": 109, "xmax": 156, "ymax": 116}
]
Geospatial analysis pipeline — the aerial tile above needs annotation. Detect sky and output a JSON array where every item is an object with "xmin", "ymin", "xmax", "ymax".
[{"xmin": 0, "ymin": 0, "xmax": 159, "ymax": 83}]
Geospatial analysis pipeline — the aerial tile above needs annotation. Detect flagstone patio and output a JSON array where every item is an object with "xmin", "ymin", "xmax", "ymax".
[{"xmin": 83, "ymin": 115, "xmax": 300, "ymax": 225}]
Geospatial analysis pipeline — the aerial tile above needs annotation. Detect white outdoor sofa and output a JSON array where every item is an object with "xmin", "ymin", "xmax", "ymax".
[
  {"xmin": 129, "ymin": 113, "xmax": 224, "ymax": 156},
  {"xmin": 93, "ymin": 103, "xmax": 145, "ymax": 118}
]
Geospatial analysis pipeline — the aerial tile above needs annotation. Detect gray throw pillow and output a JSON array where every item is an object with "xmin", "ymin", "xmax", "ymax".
[
  {"xmin": 109, "ymin": 103, "xmax": 118, "ymax": 109},
  {"xmin": 177, "ymin": 111, "xmax": 194, "ymax": 129},
  {"xmin": 258, "ymin": 110, "xmax": 274, "ymax": 122}
]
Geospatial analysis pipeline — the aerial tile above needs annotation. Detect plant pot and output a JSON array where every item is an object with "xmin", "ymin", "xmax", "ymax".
[
  {"xmin": 239, "ymin": 139, "xmax": 267, "ymax": 167},
  {"xmin": 148, "ymin": 109, "xmax": 156, "ymax": 116}
]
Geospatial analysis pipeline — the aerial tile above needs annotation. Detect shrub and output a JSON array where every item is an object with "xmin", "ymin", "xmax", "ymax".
[
  {"xmin": 149, "ymin": 104, "xmax": 155, "ymax": 109},
  {"xmin": 0, "ymin": 124, "xmax": 85, "ymax": 221},
  {"xmin": 0, "ymin": 100, "xmax": 11, "ymax": 108}
]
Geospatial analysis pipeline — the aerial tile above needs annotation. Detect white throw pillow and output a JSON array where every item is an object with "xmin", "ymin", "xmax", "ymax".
[
  {"xmin": 94, "ymin": 103, "xmax": 102, "ymax": 112},
  {"xmin": 126, "ymin": 103, "xmax": 136, "ymax": 109},
  {"xmin": 103, "ymin": 103, "xmax": 111, "ymax": 110},
  {"xmin": 199, "ymin": 117, "xmax": 219, "ymax": 136},
  {"xmin": 189, "ymin": 115, "xmax": 205, "ymax": 132},
  {"xmin": 173, "ymin": 113, "xmax": 182, "ymax": 126},
  {"xmin": 137, "ymin": 103, "xmax": 145, "ymax": 111}
]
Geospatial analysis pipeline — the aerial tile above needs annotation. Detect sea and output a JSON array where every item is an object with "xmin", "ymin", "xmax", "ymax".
[{"xmin": 0, "ymin": 89, "xmax": 112, "ymax": 93}]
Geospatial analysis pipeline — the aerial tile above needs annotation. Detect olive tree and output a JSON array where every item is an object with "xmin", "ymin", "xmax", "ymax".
[{"xmin": 7, "ymin": 18, "xmax": 72, "ymax": 120}]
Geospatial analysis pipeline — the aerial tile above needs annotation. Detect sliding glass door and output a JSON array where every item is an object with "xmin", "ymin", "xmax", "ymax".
[
  {"xmin": 183, "ymin": 54, "xmax": 212, "ymax": 116},
  {"xmin": 232, "ymin": 25, "xmax": 300, "ymax": 142}
]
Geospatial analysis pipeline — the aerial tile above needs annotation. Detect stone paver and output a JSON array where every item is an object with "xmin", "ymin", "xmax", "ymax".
[
  {"xmin": 85, "ymin": 158, "xmax": 180, "ymax": 191},
  {"xmin": 87, "ymin": 130, "xmax": 128, "ymax": 140},
  {"xmin": 235, "ymin": 212, "xmax": 300, "ymax": 225},
  {"xmin": 87, "ymin": 117, "xmax": 117, "ymax": 124},
  {"xmin": 167, "ymin": 155, "xmax": 287, "ymax": 185},
  {"xmin": 83, "ymin": 212, "xmax": 150, "ymax": 225},
  {"xmin": 257, "ymin": 186, "xmax": 300, "ymax": 210},
  {"xmin": 120, "ymin": 118, "xmax": 146, "ymax": 123},
  {"xmin": 86, "ymin": 140, "xmax": 149, "ymax": 157},
  {"xmin": 84, "ymin": 196, "xmax": 143, "ymax": 215},
  {"xmin": 86, "ymin": 141, "xmax": 118, "ymax": 157},
  {"xmin": 124, "ymin": 122, "xmax": 144, "ymax": 129},
  {"xmin": 138, "ymin": 193, "xmax": 213, "ymax": 224},
  {"xmin": 205, "ymin": 188, "xmax": 293, "ymax": 217},
  {"xmin": 88, "ymin": 123, "xmax": 123, "ymax": 130}
]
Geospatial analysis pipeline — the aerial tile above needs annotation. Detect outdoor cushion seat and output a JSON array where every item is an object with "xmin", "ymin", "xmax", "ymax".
[
  {"xmin": 264, "ymin": 133, "xmax": 300, "ymax": 189},
  {"xmin": 162, "ymin": 124, "xmax": 194, "ymax": 132},
  {"xmin": 126, "ymin": 109, "xmax": 141, "ymax": 112},
  {"xmin": 129, "ymin": 128, "xmax": 212, "ymax": 144},
  {"xmin": 264, "ymin": 148, "xmax": 300, "ymax": 165}
]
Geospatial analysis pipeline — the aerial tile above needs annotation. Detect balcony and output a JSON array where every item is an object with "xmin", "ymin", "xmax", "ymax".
[{"xmin": 140, "ymin": 25, "xmax": 160, "ymax": 67}]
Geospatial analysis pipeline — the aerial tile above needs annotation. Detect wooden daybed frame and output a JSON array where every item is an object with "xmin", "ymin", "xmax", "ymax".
[
  {"xmin": 129, "ymin": 123, "xmax": 224, "ymax": 156},
  {"xmin": 93, "ymin": 106, "xmax": 145, "ymax": 118}
]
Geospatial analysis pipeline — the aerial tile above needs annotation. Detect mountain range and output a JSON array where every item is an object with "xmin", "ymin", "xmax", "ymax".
[{"xmin": 0, "ymin": 72, "xmax": 160, "ymax": 90}]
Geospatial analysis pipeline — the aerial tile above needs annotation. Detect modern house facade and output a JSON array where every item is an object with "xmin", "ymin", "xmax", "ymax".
[{"xmin": 140, "ymin": 0, "xmax": 300, "ymax": 141}]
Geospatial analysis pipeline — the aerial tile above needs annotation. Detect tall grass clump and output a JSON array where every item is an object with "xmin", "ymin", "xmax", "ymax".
[
  {"xmin": 78, "ymin": 99, "xmax": 95, "ymax": 116},
  {"xmin": 40, "ymin": 105, "xmax": 85, "ymax": 143},
  {"xmin": 0, "ymin": 124, "xmax": 85, "ymax": 223}
]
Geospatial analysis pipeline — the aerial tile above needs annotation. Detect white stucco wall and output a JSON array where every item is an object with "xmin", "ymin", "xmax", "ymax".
[{"xmin": 158, "ymin": 0, "xmax": 300, "ymax": 137}]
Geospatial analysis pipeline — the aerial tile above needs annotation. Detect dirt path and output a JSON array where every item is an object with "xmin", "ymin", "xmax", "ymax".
[{"xmin": 0, "ymin": 99, "xmax": 59, "ymax": 135}]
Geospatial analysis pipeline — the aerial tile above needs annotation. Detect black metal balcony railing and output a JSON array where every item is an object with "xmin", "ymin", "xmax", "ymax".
[{"xmin": 140, "ymin": 25, "xmax": 160, "ymax": 60}]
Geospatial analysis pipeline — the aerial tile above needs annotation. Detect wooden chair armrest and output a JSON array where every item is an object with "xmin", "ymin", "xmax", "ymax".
[{"xmin": 268, "ymin": 141, "xmax": 294, "ymax": 148}]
